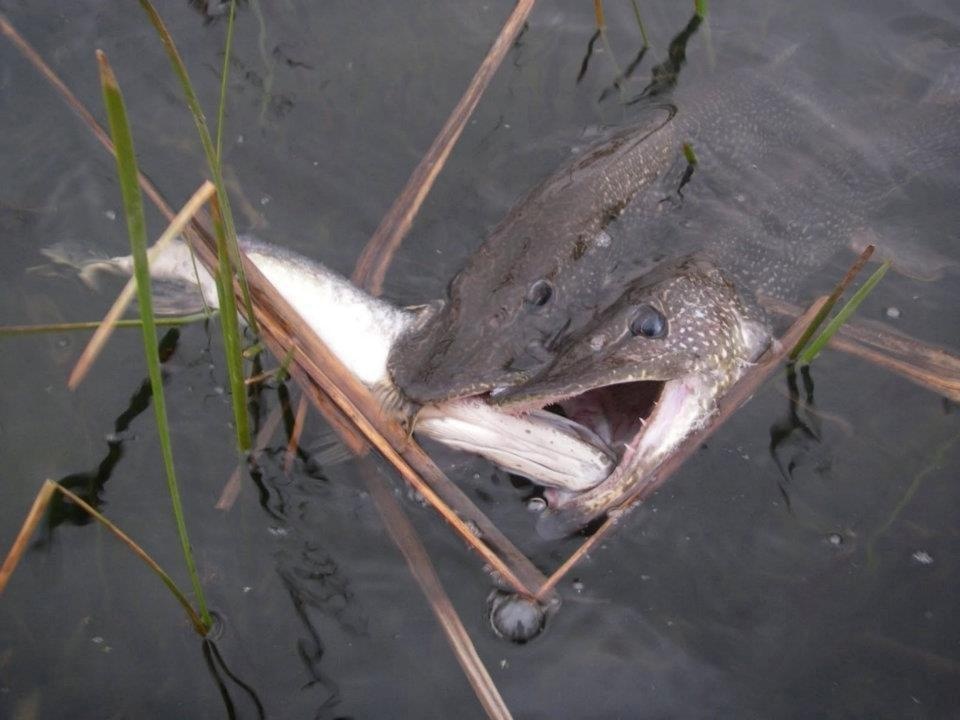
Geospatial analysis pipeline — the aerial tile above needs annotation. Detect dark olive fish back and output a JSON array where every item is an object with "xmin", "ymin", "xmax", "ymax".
[{"xmin": 389, "ymin": 43, "xmax": 960, "ymax": 404}]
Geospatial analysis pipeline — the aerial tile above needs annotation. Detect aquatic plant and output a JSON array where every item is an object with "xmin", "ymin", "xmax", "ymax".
[{"xmin": 97, "ymin": 48, "xmax": 212, "ymax": 630}]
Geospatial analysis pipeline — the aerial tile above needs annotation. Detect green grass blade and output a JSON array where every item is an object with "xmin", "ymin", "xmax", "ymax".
[
  {"xmin": 0, "ymin": 313, "xmax": 212, "ymax": 336},
  {"xmin": 97, "ymin": 49, "xmax": 211, "ymax": 631},
  {"xmin": 797, "ymin": 260, "xmax": 892, "ymax": 366},
  {"xmin": 215, "ymin": 0, "xmax": 237, "ymax": 163},
  {"xmin": 789, "ymin": 244, "xmax": 875, "ymax": 361},
  {"xmin": 210, "ymin": 194, "xmax": 252, "ymax": 452},
  {"xmin": 137, "ymin": 0, "xmax": 255, "ymax": 327},
  {"xmin": 138, "ymin": 0, "xmax": 254, "ymax": 450}
]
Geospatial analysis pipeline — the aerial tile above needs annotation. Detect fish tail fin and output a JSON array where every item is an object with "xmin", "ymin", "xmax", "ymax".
[
  {"xmin": 37, "ymin": 241, "xmax": 129, "ymax": 291},
  {"xmin": 38, "ymin": 239, "xmax": 217, "ymax": 315},
  {"xmin": 78, "ymin": 260, "xmax": 127, "ymax": 290}
]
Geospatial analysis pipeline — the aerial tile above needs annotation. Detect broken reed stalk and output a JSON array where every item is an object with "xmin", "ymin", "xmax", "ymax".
[
  {"xmin": 760, "ymin": 296, "xmax": 960, "ymax": 402},
  {"xmin": 0, "ymin": 481, "xmax": 57, "ymax": 593},
  {"xmin": 284, "ymin": 396, "xmax": 309, "ymax": 473},
  {"xmin": 67, "ymin": 179, "xmax": 216, "ymax": 390},
  {"xmin": 0, "ymin": 314, "xmax": 210, "ymax": 335},
  {"xmin": 363, "ymin": 464, "xmax": 514, "ymax": 720},
  {"xmin": 351, "ymin": 0, "xmax": 537, "ymax": 295},
  {"xmin": 788, "ymin": 244, "xmax": 874, "ymax": 360},
  {"xmin": 536, "ymin": 296, "xmax": 828, "ymax": 600},
  {"xmin": 796, "ymin": 260, "xmax": 891, "ymax": 365},
  {"xmin": 0, "ymin": 480, "xmax": 207, "ymax": 634},
  {"xmin": 97, "ymin": 49, "xmax": 211, "ymax": 630},
  {"xmin": 593, "ymin": 0, "xmax": 606, "ymax": 30}
]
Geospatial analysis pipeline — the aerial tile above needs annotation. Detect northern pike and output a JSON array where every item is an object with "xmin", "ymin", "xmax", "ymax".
[
  {"xmin": 385, "ymin": 54, "xmax": 958, "ymax": 534},
  {"xmin": 57, "ymin": 236, "xmax": 616, "ymax": 493},
  {"xmin": 55, "ymin": 49, "xmax": 957, "ymax": 538}
]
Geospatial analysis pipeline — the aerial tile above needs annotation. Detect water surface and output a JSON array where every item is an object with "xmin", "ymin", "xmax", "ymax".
[{"xmin": 1, "ymin": 1, "xmax": 958, "ymax": 718}]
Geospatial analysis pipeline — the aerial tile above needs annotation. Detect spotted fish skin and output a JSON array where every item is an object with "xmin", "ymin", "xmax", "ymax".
[
  {"xmin": 491, "ymin": 255, "xmax": 770, "ymax": 536},
  {"xmin": 388, "ymin": 52, "xmax": 959, "ymax": 407},
  {"xmin": 494, "ymin": 255, "xmax": 765, "ymax": 410},
  {"xmin": 388, "ymin": 105, "xmax": 681, "ymax": 404}
]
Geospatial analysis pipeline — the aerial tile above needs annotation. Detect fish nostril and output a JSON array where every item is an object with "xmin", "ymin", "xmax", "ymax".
[{"xmin": 525, "ymin": 279, "xmax": 553, "ymax": 308}]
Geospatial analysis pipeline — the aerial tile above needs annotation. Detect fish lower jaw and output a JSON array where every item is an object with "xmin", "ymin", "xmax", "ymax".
[
  {"xmin": 414, "ymin": 399, "xmax": 616, "ymax": 491},
  {"xmin": 537, "ymin": 373, "xmax": 718, "ymax": 538}
]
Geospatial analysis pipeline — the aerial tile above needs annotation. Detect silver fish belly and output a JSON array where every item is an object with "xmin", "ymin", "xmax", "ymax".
[{"xmin": 72, "ymin": 236, "xmax": 616, "ymax": 491}]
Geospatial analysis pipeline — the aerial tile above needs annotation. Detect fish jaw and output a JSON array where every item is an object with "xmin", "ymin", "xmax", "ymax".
[
  {"xmin": 535, "ymin": 373, "xmax": 718, "ymax": 539},
  {"xmin": 487, "ymin": 255, "xmax": 772, "ymax": 537},
  {"xmin": 416, "ymin": 399, "xmax": 616, "ymax": 491}
]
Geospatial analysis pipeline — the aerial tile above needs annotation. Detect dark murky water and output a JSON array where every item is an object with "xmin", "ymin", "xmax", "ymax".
[{"xmin": 2, "ymin": 1, "xmax": 959, "ymax": 718}]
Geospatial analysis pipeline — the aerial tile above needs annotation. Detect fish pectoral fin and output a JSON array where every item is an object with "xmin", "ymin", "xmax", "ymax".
[
  {"xmin": 148, "ymin": 278, "xmax": 216, "ymax": 315},
  {"xmin": 304, "ymin": 429, "xmax": 356, "ymax": 468}
]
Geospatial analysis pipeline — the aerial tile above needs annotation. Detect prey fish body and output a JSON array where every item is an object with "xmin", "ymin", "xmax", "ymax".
[{"xmin": 69, "ymin": 236, "xmax": 616, "ymax": 491}]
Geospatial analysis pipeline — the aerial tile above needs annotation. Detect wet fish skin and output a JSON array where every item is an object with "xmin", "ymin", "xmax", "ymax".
[
  {"xmin": 495, "ymin": 255, "xmax": 767, "ymax": 408},
  {"xmin": 54, "ymin": 235, "xmax": 616, "ymax": 491},
  {"xmin": 390, "ymin": 54, "xmax": 960, "ymax": 409},
  {"xmin": 494, "ymin": 255, "xmax": 771, "ymax": 538},
  {"xmin": 388, "ymin": 104, "xmax": 680, "ymax": 404}
]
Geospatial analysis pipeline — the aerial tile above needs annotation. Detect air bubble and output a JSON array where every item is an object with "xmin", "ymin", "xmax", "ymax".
[{"xmin": 488, "ymin": 591, "xmax": 545, "ymax": 643}]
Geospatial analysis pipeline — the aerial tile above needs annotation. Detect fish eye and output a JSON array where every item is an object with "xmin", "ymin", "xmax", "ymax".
[
  {"xmin": 525, "ymin": 279, "xmax": 553, "ymax": 308},
  {"xmin": 629, "ymin": 305, "xmax": 667, "ymax": 338}
]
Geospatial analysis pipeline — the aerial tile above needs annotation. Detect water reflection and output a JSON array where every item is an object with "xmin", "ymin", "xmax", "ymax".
[{"xmin": 40, "ymin": 329, "xmax": 181, "ymax": 538}]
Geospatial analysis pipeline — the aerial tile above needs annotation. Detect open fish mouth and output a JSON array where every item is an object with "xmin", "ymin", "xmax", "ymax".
[
  {"xmin": 410, "ymin": 254, "xmax": 770, "ymax": 538},
  {"xmin": 415, "ymin": 372, "xmax": 711, "ymax": 538},
  {"xmin": 500, "ymin": 373, "xmax": 714, "ymax": 539}
]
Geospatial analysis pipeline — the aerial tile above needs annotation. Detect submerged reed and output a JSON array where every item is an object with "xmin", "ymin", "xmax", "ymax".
[{"xmin": 0, "ymin": 313, "xmax": 210, "ymax": 335}]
